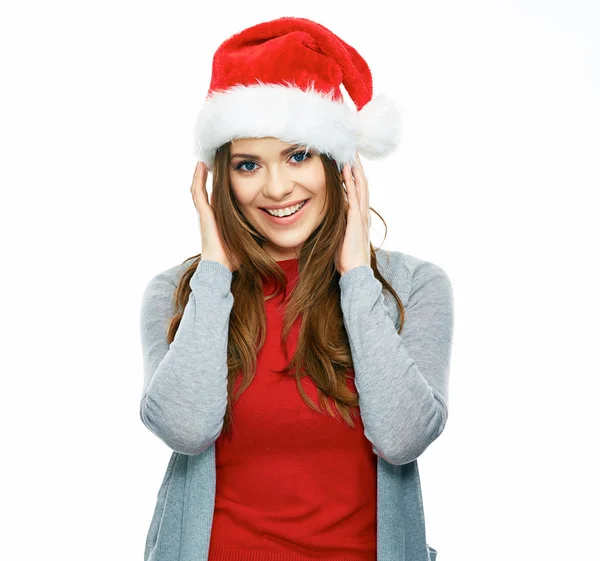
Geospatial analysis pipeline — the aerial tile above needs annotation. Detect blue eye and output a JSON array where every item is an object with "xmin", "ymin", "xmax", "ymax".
[
  {"xmin": 239, "ymin": 161, "xmax": 257, "ymax": 172},
  {"xmin": 292, "ymin": 151, "xmax": 309, "ymax": 163}
]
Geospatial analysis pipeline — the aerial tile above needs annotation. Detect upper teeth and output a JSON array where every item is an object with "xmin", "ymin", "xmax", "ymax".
[{"xmin": 265, "ymin": 200, "xmax": 307, "ymax": 217}]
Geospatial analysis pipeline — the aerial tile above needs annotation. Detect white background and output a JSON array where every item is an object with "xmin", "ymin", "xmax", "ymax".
[{"xmin": 2, "ymin": 1, "xmax": 598, "ymax": 560}]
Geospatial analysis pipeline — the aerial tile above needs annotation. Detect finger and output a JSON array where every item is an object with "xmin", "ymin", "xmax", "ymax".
[
  {"xmin": 353, "ymin": 156, "xmax": 371, "ymax": 229},
  {"xmin": 191, "ymin": 161, "xmax": 202, "ymax": 195},
  {"xmin": 191, "ymin": 161, "xmax": 208, "ymax": 208},
  {"xmin": 343, "ymin": 163, "xmax": 360, "ymax": 212},
  {"xmin": 352, "ymin": 154, "xmax": 369, "ymax": 215},
  {"xmin": 347, "ymin": 159, "xmax": 364, "ymax": 217},
  {"xmin": 192, "ymin": 161, "xmax": 204, "ymax": 185}
]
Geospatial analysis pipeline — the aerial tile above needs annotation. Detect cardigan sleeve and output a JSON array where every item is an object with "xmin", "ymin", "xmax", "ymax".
[
  {"xmin": 139, "ymin": 259, "xmax": 234, "ymax": 455},
  {"xmin": 339, "ymin": 257, "xmax": 454, "ymax": 466}
]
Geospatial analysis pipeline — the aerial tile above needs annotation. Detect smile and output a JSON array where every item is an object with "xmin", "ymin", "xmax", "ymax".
[{"xmin": 260, "ymin": 199, "xmax": 310, "ymax": 225}]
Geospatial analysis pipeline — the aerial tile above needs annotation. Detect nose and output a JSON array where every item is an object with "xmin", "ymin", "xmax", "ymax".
[{"xmin": 262, "ymin": 168, "xmax": 295, "ymax": 200}]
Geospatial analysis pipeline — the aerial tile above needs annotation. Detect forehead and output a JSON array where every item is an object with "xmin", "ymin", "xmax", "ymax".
[{"xmin": 230, "ymin": 137, "xmax": 299, "ymax": 153}]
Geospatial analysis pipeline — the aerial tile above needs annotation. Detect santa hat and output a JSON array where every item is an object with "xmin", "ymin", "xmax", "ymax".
[{"xmin": 193, "ymin": 17, "xmax": 402, "ymax": 172}]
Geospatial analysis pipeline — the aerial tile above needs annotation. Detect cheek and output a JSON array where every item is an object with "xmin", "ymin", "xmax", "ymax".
[
  {"xmin": 300, "ymin": 166, "xmax": 326, "ymax": 193},
  {"xmin": 310, "ymin": 177, "xmax": 327, "ymax": 197},
  {"xmin": 230, "ymin": 180, "xmax": 254, "ymax": 208}
]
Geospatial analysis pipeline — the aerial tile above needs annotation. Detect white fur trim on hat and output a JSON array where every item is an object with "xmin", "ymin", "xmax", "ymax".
[{"xmin": 192, "ymin": 81, "xmax": 401, "ymax": 171}]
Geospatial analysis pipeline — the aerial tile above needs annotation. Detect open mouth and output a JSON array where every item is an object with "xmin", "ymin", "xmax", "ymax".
[{"xmin": 260, "ymin": 199, "xmax": 310, "ymax": 223}]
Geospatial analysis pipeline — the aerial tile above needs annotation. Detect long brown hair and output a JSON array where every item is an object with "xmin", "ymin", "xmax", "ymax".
[{"xmin": 167, "ymin": 141, "xmax": 405, "ymax": 438}]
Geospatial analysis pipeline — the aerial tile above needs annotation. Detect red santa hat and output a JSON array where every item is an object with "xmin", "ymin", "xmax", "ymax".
[{"xmin": 193, "ymin": 16, "xmax": 402, "ymax": 172}]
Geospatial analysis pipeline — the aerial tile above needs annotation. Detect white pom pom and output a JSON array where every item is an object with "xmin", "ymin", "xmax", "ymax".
[{"xmin": 356, "ymin": 94, "xmax": 402, "ymax": 159}]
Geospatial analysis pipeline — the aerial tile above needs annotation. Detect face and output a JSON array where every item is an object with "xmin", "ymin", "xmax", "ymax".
[{"xmin": 229, "ymin": 137, "xmax": 327, "ymax": 261}]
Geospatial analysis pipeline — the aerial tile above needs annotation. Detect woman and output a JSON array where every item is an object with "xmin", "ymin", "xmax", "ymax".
[{"xmin": 139, "ymin": 16, "xmax": 454, "ymax": 561}]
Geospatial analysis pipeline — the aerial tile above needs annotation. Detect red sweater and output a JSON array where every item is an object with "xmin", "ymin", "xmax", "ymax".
[{"xmin": 208, "ymin": 257, "xmax": 377, "ymax": 561}]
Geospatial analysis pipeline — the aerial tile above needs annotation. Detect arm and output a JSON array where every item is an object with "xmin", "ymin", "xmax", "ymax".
[
  {"xmin": 139, "ymin": 259, "xmax": 234, "ymax": 455},
  {"xmin": 339, "ymin": 256, "xmax": 454, "ymax": 465}
]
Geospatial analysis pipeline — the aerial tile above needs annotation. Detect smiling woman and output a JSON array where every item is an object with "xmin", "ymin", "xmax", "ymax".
[{"xmin": 139, "ymin": 15, "xmax": 453, "ymax": 561}]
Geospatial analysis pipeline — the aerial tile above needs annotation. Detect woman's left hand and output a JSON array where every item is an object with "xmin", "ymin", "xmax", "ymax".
[{"xmin": 335, "ymin": 153, "xmax": 371, "ymax": 277}]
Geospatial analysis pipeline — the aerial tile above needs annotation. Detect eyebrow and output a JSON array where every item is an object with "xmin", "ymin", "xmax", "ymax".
[{"xmin": 230, "ymin": 144, "xmax": 306, "ymax": 160}]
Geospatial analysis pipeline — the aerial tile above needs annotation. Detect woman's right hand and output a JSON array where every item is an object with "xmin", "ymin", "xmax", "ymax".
[{"xmin": 191, "ymin": 161, "xmax": 241, "ymax": 273}]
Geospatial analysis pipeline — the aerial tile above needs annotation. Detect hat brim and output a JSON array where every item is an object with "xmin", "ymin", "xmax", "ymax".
[{"xmin": 193, "ymin": 81, "xmax": 401, "ymax": 171}]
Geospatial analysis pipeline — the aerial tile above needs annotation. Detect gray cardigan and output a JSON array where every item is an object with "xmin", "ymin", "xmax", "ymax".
[{"xmin": 139, "ymin": 247, "xmax": 454, "ymax": 561}]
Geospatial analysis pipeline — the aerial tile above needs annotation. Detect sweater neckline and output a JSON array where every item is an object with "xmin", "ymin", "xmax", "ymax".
[
  {"xmin": 276, "ymin": 257, "xmax": 299, "ymax": 271},
  {"xmin": 264, "ymin": 257, "xmax": 298, "ymax": 286}
]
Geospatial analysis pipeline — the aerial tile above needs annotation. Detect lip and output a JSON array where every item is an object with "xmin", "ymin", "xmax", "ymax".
[
  {"xmin": 260, "ymin": 199, "xmax": 310, "ymax": 225},
  {"xmin": 260, "ymin": 199, "xmax": 308, "ymax": 211}
]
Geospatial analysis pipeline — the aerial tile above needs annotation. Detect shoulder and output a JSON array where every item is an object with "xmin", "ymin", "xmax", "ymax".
[
  {"xmin": 144, "ymin": 251, "xmax": 452, "ymax": 306},
  {"xmin": 375, "ymin": 247, "xmax": 453, "ymax": 307},
  {"xmin": 142, "ymin": 256, "xmax": 199, "ymax": 301}
]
